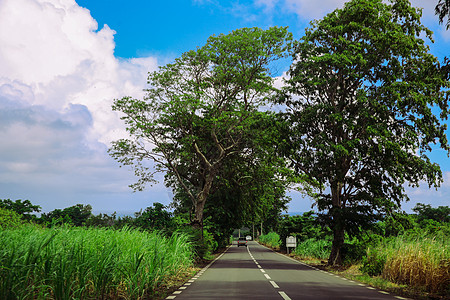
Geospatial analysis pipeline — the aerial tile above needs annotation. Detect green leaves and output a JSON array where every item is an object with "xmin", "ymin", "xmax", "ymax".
[
  {"xmin": 110, "ymin": 27, "xmax": 293, "ymax": 229},
  {"xmin": 279, "ymin": 0, "xmax": 450, "ymax": 265}
]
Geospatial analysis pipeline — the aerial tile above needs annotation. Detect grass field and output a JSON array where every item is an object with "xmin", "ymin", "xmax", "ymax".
[{"xmin": 0, "ymin": 225, "xmax": 194, "ymax": 299}]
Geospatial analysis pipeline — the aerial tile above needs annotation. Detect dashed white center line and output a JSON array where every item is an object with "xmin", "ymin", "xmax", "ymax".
[
  {"xmin": 248, "ymin": 245, "xmax": 295, "ymax": 300},
  {"xmin": 279, "ymin": 291, "xmax": 292, "ymax": 300},
  {"xmin": 379, "ymin": 291, "xmax": 390, "ymax": 294},
  {"xmin": 270, "ymin": 281, "xmax": 280, "ymax": 288}
]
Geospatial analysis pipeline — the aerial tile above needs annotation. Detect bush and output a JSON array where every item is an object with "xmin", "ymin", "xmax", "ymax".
[
  {"xmin": 0, "ymin": 207, "xmax": 23, "ymax": 229},
  {"xmin": 178, "ymin": 226, "xmax": 217, "ymax": 260},
  {"xmin": 259, "ymin": 232, "xmax": 281, "ymax": 249},
  {"xmin": 293, "ymin": 238, "xmax": 331, "ymax": 260},
  {"xmin": 360, "ymin": 248, "xmax": 386, "ymax": 276},
  {"xmin": 342, "ymin": 234, "xmax": 382, "ymax": 264}
]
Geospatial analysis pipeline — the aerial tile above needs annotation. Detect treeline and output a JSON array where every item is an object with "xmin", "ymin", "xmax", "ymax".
[
  {"xmin": 0, "ymin": 199, "xmax": 171, "ymax": 229},
  {"xmin": 259, "ymin": 204, "xmax": 450, "ymax": 296}
]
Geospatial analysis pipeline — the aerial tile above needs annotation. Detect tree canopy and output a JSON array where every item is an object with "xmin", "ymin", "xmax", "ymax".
[
  {"xmin": 110, "ymin": 27, "xmax": 292, "ymax": 229},
  {"xmin": 278, "ymin": 0, "xmax": 450, "ymax": 265}
]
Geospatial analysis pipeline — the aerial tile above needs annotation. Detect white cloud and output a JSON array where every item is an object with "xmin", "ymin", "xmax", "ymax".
[
  {"xmin": 255, "ymin": 0, "xmax": 281, "ymax": 14},
  {"xmin": 284, "ymin": 0, "xmax": 347, "ymax": 19},
  {"xmin": 0, "ymin": 0, "xmax": 163, "ymax": 213}
]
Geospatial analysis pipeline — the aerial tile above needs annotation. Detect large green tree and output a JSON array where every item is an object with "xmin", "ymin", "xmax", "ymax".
[
  {"xmin": 110, "ymin": 27, "xmax": 292, "ymax": 229},
  {"xmin": 279, "ymin": 0, "xmax": 449, "ymax": 265}
]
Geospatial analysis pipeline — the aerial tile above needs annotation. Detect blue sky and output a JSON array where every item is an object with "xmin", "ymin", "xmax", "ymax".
[{"xmin": 0, "ymin": 0, "xmax": 449, "ymax": 215}]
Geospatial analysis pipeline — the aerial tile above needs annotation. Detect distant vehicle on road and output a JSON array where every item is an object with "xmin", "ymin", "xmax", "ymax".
[
  {"xmin": 237, "ymin": 237, "xmax": 247, "ymax": 247},
  {"xmin": 246, "ymin": 235, "xmax": 252, "ymax": 241}
]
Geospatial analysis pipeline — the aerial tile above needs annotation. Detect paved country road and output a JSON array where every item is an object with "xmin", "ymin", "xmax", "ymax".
[{"xmin": 166, "ymin": 241, "xmax": 410, "ymax": 300}]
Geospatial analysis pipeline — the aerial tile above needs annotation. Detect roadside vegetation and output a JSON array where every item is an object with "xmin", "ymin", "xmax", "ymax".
[
  {"xmin": 258, "ymin": 204, "xmax": 450, "ymax": 299},
  {"xmin": 0, "ymin": 224, "xmax": 194, "ymax": 299},
  {"xmin": 0, "ymin": 200, "xmax": 208, "ymax": 299}
]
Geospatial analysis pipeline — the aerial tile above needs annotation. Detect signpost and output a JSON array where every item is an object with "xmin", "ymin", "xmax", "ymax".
[{"xmin": 286, "ymin": 236, "xmax": 297, "ymax": 255}]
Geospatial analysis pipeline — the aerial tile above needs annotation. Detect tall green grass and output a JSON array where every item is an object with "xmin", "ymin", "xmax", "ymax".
[
  {"xmin": 258, "ymin": 232, "xmax": 281, "ymax": 249},
  {"xmin": 0, "ymin": 225, "xmax": 193, "ymax": 299},
  {"xmin": 364, "ymin": 233, "xmax": 449, "ymax": 294},
  {"xmin": 293, "ymin": 238, "xmax": 331, "ymax": 260}
]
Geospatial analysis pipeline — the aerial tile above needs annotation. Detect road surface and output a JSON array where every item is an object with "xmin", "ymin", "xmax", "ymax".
[{"xmin": 166, "ymin": 241, "xmax": 409, "ymax": 300}]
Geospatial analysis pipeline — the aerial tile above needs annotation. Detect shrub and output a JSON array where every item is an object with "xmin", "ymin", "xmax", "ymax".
[
  {"xmin": 360, "ymin": 248, "xmax": 386, "ymax": 276},
  {"xmin": 259, "ymin": 232, "xmax": 281, "ymax": 249},
  {"xmin": 0, "ymin": 207, "xmax": 23, "ymax": 229},
  {"xmin": 293, "ymin": 238, "xmax": 331, "ymax": 260},
  {"xmin": 178, "ymin": 226, "xmax": 216, "ymax": 260}
]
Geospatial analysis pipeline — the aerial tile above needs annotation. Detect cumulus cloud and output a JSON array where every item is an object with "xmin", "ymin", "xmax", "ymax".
[{"xmin": 0, "ymin": 0, "xmax": 162, "ymax": 212}]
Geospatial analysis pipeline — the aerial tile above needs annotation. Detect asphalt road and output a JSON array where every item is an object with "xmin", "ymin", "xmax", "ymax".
[{"xmin": 167, "ymin": 241, "xmax": 409, "ymax": 300}]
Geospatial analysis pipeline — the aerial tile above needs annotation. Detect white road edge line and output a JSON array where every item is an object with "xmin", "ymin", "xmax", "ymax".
[{"xmin": 173, "ymin": 244, "xmax": 231, "ymax": 299}]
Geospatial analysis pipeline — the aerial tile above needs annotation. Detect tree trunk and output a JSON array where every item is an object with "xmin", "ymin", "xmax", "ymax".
[
  {"xmin": 191, "ymin": 199, "xmax": 205, "ymax": 230},
  {"xmin": 191, "ymin": 168, "xmax": 216, "ymax": 231},
  {"xmin": 328, "ymin": 181, "xmax": 345, "ymax": 266},
  {"xmin": 328, "ymin": 223, "xmax": 345, "ymax": 266}
]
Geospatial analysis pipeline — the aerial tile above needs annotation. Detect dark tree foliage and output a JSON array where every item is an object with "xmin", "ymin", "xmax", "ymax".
[
  {"xmin": 279, "ymin": 0, "xmax": 450, "ymax": 265},
  {"xmin": 436, "ymin": 0, "xmax": 450, "ymax": 29},
  {"xmin": 85, "ymin": 212, "xmax": 118, "ymax": 227},
  {"xmin": 0, "ymin": 199, "xmax": 41, "ymax": 221},
  {"xmin": 413, "ymin": 203, "xmax": 450, "ymax": 223},
  {"xmin": 277, "ymin": 211, "xmax": 328, "ymax": 249},
  {"xmin": 133, "ymin": 202, "xmax": 174, "ymax": 232},
  {"xmin": 42, "ymin": 204, "xmax": 92, "ymax": 227}
]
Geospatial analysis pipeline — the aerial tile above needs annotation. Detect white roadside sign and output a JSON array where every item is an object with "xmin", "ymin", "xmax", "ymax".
[{"xmin": 286, "ymin": 236, "xmax": 297, "ymax": 248}]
